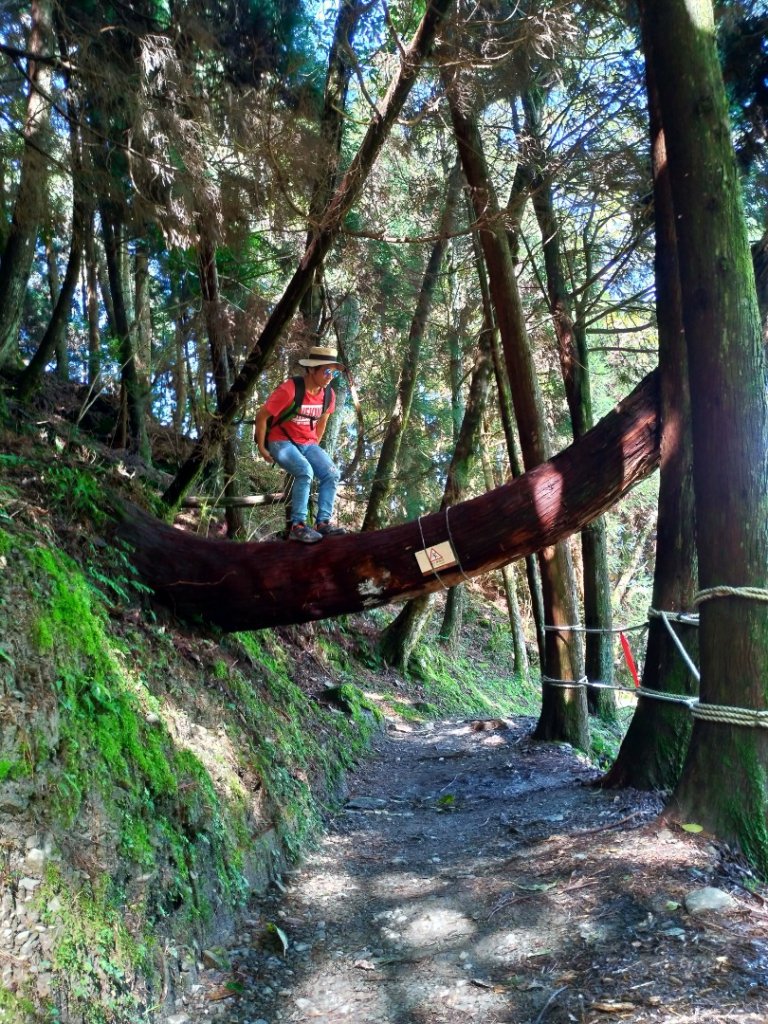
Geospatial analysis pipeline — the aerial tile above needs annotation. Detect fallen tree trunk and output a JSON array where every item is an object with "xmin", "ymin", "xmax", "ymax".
[{"xmin": 116, "ymin": 371, "xmax": 660, "ymax": 632}]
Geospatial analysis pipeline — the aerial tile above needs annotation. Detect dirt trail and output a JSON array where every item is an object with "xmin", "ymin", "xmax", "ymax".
[{"xmin": 183, "ymin": 717, "xmax": 768, "ymax": 1024}]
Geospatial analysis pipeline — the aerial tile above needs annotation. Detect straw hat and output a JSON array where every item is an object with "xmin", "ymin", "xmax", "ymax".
[{"xmin": 298, "ymin": 345, "xmax": 346, "ymax": 368}]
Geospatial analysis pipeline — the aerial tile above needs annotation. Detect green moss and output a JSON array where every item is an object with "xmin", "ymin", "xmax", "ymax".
[
  {"xmin": 0, "ymin": 760, "xmax": 29, "ymax": 782},
  {"xmin": 408, "ymin": 642, "xmax": 537, "ymax": 718},
  {"xmin": 730, "ymin": 743, "xmax": 768, "ymax": 878},
  {"xmin": 589, "ymin": 707, "xmax": 635, "ymax": 769},
  {"xmin": 0, "ymin": 987, "xmax": 40, "ymax": 1024},
  {"xmin": 387, "ymin": 699, "xmax": 436, "ymax": 721},
  {"xmin": 231, "ymin": 631, "xmax": 379, "ymax": 857},
  {"xmin": 9, "ymin": 541, "xmax": 260, "ymax": 1009},
  {"xmin": 41, "ymin": 866, "xmax": 151, "ymax": 1024}
]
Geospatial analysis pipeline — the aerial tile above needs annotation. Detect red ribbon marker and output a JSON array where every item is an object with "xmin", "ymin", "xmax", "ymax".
[{"xmin": 620, "ymin": 631, "xmax": 641, "ymax": 688}]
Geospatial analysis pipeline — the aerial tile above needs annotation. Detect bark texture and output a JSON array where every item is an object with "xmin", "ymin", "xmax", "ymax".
[
  {"xmin": 445, "ymin": 66, "xmax": 585, "ymax": 747},
  {"xmin": 602, "ymin": 15, "xmax": 698, "ymax": 790},
  {"xmin": 644, "ymin": 0, "xmax": 768, "ymax": 871},
  {"xmin": 117, "ymin": 370, "xmax": 660, "ymax": 633},
  {"xmin": 521, "ymin": 91, "xmax": 614, "ymax": 717}
]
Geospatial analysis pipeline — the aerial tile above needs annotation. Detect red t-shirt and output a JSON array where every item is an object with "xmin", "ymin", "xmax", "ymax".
[{"xmin": 264, "ymin": 378, "xmax": 336, "ymax": 445}]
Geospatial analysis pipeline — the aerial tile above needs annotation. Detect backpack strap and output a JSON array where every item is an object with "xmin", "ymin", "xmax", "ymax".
[
  {"xmin": 272, "ymin": 376, "xmax": 306, "ymax": 427},
  {"xmin": 269, "ymin": 376, "xmax": 334, "ymax": 431}
]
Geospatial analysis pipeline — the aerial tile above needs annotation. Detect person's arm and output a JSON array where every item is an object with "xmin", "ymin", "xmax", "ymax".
[
  {"xmin": 254, "ymin": 406, "xmax": 274, "ymax": 463},
  {"xmin": 315, "ymin": 411, "xmax": 331, "ymax": 444}
]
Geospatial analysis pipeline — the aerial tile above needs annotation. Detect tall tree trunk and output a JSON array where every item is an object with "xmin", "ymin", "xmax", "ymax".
[
  {"xmin": 481, "ymin": 241, "xmax": 545, "ymax": 668},
  {"xmin": 445, "ymin": 66, "xmax": 587, "ymax": 749},
  {"xmin": 753, "ymin": 228, "xmax": 768, "ymax": 337},
  {"xmin": 0, "ymin": 0, "xmax": 54, "ymax": 370},
  {"xmin": 521, "ymin": 90, "xmax": 615, "ymax": 719},
  {"xmin": 379, "ymin": 299, "xmax": 495, "ymax": 669},
  {"xmin": 363, "ymin": 159, "xmax": 462, "ymax": 532},
  {"xmin": 161, "ymin": 0, "xmax": 453, "ymax": 512},
  {"xmin": 438, "ymin": 284, "xmax": 472, "ymax": 647},
  {"xmin": 644, "ymin": 0, "xmax": 768, "ymax": 872},
  {"xmin": 480, "ymin": 436, "xmax": 530, "ymax": 682},
  {"xmin": 134, "ymin": 242, "xmax": 152, "ymax": 390},
  {"xmin": 601, "ymin": 13, "xmax": 697, "ymax": 789},
  {"xmin": 44, "ymin": 236, "xmax": 69, "ymax": 380},
  {"xmin": 84, "ymin": 212, "xmax": 101, "ymax": 387},
  {"xmin": 100, "ymin": 206, "xmax": 150, "ymax": 459},
  {"xmin": 17, "ymin": 197, "xmax": 85, "ymax": 400},
  {"xmin": 300, "ymin": 0, "xmax": 365, "ymax": 337},
  {"xmin": 18, "ymin": 98, "xmax": 88, "ymax": 400},
  {"xmin": 170, "ymin": 271, "xmax": 192, "ymax": 436},
  {"xmin": 379, "ymin": 594, "xmax": 436, "ymax": 672},
  {"xmin": 198, "ymin": 229, "xmax": 243, "ymax": 538}
]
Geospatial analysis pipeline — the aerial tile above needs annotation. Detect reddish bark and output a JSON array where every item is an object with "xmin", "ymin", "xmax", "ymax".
[{"xmin": 117, "ymin": 371, "xmax": 660, "ymax": 633}]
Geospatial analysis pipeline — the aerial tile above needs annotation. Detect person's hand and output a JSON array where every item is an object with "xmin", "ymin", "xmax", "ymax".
[{"xmin": 259, "ymin": 446, "xmax": 274, "ymax": 464}]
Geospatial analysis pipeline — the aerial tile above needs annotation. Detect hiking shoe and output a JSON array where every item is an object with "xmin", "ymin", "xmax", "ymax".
[
  {"xmin": 289, "ymin": 522, "xmax": 323, "ymax": 544},
  {"xmin": 315, "ymin": 521, "xmax": 346, "ymax": 536}
]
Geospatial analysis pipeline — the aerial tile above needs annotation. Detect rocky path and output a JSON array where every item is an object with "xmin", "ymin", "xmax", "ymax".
[{"xmin": 181, "ymin": 717, "xmax": 768, "ymax": 1024}]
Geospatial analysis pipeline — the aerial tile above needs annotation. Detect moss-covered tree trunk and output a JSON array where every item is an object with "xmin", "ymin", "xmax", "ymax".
[
  {"xmin": 601, "ymin": 14, "xmax": 698, "ymax": 790},
  {"xmin": 643, "ymin": 0, "xmax": 768, "ymax": 872}
]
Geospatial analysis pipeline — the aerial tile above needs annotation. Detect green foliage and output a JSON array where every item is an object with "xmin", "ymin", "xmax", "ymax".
[
  {"xmin": 407, "ymin": 640, "xmax": 538, "ymax": 718},
  {"xmin": 0, "ymin": 988, "xmax": 39, "ymax": 1024},
  {"xmin": 0, "ymin": 760, "xmax": 29, "ymax": 782},
  {"xmin": 233, "ymin": 630, "xmax": 380, "ymax": 858},
  {"xmin": 6, "ymin": 537, "xmax": 261, "ymax": 1016},
  {"xmin": 42, "ymin": 464, "xmax": 107, "ymax": 528},
  {"xmin": 42, "ymin": 867, "xmax": 150, "ymax": 1024}
]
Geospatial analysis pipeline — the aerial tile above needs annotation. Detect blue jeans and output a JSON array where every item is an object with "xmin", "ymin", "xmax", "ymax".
[{"xmin": 268, "ymin": 441, "xmax": 341, "ymax": 525}]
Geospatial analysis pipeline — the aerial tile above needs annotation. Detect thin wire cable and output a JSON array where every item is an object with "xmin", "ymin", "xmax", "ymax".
[
  {"xmin": 656, "ymin": 610, "xmax": 701, "ymax": 683},
  {"xmin": 416, "ymin": 515, "xmax": 451, "ymax": 592},
  {"xmin": 541, "ymin": 675, "xmax": 588, "ymax": 688},
  {"xmin": 444, "ymin": 506, "xmax": 474, "ymax": 585},
  {"xmin": 543, "ymin": 623, "xmax": 648, "ymax": 634}
]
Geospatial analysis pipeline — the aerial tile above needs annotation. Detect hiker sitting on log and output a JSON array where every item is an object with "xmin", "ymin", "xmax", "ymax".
[{"xmin": 254, "ymin": 345, "xmax": 347, "ymax": 544}]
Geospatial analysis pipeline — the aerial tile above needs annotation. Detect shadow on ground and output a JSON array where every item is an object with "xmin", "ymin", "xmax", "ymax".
[{"xmin": 183, "ymin": 717, "xmax": 768, "ymax": 1024}]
